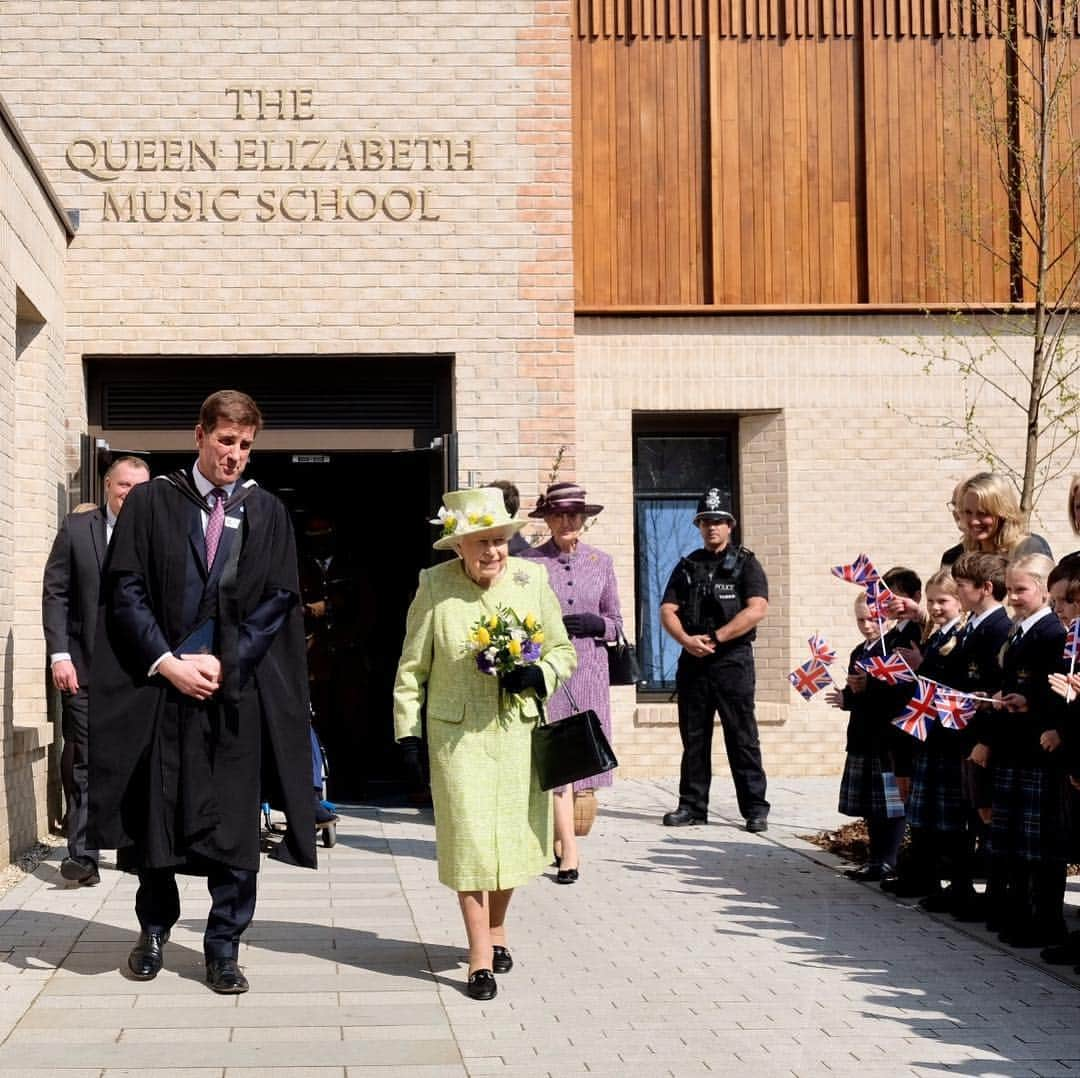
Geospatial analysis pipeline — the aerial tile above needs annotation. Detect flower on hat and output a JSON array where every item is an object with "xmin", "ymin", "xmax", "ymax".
[{"xmin": 430, "ymin": 505, "xmax": 459, "ymax": 537}]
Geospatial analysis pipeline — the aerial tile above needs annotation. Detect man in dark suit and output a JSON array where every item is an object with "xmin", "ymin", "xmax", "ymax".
[
  {"xmin": 42, "ymin": 455, "xmax": 149, "ymax": 886},
  {"xmin": 88, "ymin": 390, "xmax": 315, "ymax": 996}
]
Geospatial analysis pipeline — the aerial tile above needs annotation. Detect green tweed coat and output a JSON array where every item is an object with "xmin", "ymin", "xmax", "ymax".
[{"xmin": 394, "ymin": 557, "xmax": 577, "ymax": 892}]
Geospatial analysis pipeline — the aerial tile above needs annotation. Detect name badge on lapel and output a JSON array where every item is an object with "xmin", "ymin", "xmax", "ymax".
[{"xmin": 224, "ymin": 516, "xmax": 241, "ymax": 530}]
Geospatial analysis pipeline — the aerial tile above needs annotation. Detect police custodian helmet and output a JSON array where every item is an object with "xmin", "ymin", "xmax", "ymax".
[{"xmin": 693, "ymin": 487, "xmax": 735, "ymax": 525}]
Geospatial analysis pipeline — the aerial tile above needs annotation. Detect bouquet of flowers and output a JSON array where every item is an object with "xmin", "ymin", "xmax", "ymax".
[{"xmin": 466, "ymin": 607, "xmax": 544, "ymax": 676}]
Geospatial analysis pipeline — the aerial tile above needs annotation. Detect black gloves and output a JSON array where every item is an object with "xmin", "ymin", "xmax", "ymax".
[
  {"xmin": 563, "ymin": 612, "xmax": 605, "ymax": 638},
  {"xmin": 398, "ymin": 736, "xmax": 425, "ymax": 788},
  {"xmin": 499, "ymin": 663, "xmax": 547, "ymax": 696}
]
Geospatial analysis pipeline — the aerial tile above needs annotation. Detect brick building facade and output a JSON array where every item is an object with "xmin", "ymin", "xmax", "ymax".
[{"xmin": 0, "ymin": 2, "xmax": 1077, "ymax": 851}]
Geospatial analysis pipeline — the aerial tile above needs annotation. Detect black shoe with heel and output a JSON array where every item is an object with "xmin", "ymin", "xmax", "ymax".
[
  {"xmin": 492, "ymin": 946, "xmax": 513, "ymax": 973},
  {"xmin": 467, "ymin": 969, "xmax": 497, "ymax": 1000}
]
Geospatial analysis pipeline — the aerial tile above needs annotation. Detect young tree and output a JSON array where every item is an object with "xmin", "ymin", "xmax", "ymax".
[{"xmin": 911, "ymin": 0, "xmax": 1080, "ymax": 518}]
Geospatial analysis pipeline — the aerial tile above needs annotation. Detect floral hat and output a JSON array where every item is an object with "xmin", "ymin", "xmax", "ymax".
[
  {"xmin": 528, "ymin": 481, "xmax": 603, "ymax": 519},
  {"xmin": 431, "ymin": 487, "xmax": 528, "ymax": 551}
]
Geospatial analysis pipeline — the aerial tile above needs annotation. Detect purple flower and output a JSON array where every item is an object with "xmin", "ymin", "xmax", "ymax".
[
  {"xmin": 522, "ymin": 641, "xmax": 541, "ymax": 663},
  {"xmin": 476, "ymin": 653, "xmax": 495, "ymax": 675}
]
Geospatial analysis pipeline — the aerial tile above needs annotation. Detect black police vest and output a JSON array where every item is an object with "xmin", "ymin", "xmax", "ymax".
[{"xmin": 676, "ymin": 547, "xmax": 749, "ymax": 637}]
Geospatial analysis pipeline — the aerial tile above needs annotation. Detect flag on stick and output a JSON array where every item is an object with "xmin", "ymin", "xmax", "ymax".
[
  {"xmin": 892, "ymin": 679, "xmax": 939, "ymax": 741},
  {"xmin": 934, "ymin": 687, "xmax": 977, "ymax": 730},
  {"xmin": 788, "ymin": 659, "xmax": 833, "ymax": 700},
  {"xmin": 864, "ymin": 579, "xmax": 897, "ymax": 620},
  {"xmin": 831, "ymin": 553, "xmax": 880, "ymax": 586},
  {"xmin": 859, "ymin": 652, "xmax": 916, "ymax": 685},
  {"xmin": 808, "ymin": 633, "xmax": 837, "ymax": 665}
]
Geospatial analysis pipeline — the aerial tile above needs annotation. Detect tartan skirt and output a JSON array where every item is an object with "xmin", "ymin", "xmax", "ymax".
[
  {"xmin": 908, "ymin": 747, "xmax": 968, "ymax": 833},
  {"xmin": 839, "ymin": 751, "xmax": 891, "ymax": 818},
  {"xmin": 989, "ymin": 763, "xmax": 1070, "ymax": 865}
]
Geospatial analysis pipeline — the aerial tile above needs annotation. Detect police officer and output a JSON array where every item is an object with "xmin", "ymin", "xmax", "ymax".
[{"xmin": 659, "ymin": 487, "xmax": 770, "ymax": 831}]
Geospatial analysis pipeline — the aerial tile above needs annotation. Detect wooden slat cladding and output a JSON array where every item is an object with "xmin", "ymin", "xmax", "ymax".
[
  {"xmin": 862, "ymin": 34, "xmax": 1013, "ymax": 301},
  {"xmin": 573, "ymin": 0, "xmax": 1080, "ymax": 307},
  {"xmin": 574, "ymin": 0, "xmax": 1080, "ymax": 36},
  {"xmin": 709, "ymin": 35, "xmax": 862, "ymax": 302},
  {"xmin": 572, "ymin": 33, "xmax": 709, "ymax": 305}
]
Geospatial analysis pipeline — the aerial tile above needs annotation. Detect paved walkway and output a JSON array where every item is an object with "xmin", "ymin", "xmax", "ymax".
[{"xmin": 0, "ymin": 777, "xmax": 1079, "ymax": 1077}]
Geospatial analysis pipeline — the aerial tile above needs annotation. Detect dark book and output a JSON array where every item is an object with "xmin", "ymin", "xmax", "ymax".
[{"xmin": 174, "ymin": 619, "xmax": 217, "ymax": 656}]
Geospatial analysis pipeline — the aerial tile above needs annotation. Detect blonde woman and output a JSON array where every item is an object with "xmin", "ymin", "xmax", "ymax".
[
  {"xmin": 1066, "ymin": 475, "xmax": 1080, "ymax": 554},
  {"xmin": 393, "ymin": 488, "xmax": 576, "ymax": 1001},
  {"xmin": 958, "ymin": 473, "xmax": 1052, "ymax": 561}
]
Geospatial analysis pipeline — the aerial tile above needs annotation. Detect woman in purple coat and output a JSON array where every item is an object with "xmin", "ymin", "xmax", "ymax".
[{"xmin": 524, "ymin": 482, "xmax": 624, "ymax": 884}]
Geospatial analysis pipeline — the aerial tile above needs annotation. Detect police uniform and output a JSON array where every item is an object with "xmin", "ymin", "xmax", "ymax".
[{"xmin": 659, "ymin": 489, "xmax": 770, "ymax": 827}]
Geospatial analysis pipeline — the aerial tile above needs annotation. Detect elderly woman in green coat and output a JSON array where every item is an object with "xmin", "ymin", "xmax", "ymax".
[{"xmin": 394, "ymin": 487, "xmax": 577, "ymax": 1001}]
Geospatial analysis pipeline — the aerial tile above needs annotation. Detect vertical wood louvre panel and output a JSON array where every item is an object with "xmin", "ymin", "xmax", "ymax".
[{"xmin": 573, "ymin": 0, "xmax": 1080, "ymax": 307}]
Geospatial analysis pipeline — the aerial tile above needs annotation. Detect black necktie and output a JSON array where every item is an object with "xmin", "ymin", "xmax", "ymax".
[{"xmin": 1007, "ymin": 624, "xmax": 1024, "ymax": 648}]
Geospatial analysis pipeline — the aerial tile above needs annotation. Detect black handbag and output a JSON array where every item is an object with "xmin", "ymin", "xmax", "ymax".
[
  {"xmin": 532, "ymin": 684, "xmax": 618, "ymax": 792},
  {"xmin": 606, "ymin": 626, "xmax": 642, "ymax": 686}
]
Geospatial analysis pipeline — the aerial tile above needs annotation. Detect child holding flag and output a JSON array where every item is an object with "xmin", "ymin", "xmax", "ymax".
[
  {"xmin": 980, "ymin": 554, "xmax": 1068, "ymax": 948},
  {"xmin": 828, "ymin": 569, "xmax": 923, "ymax": 882},
  {"xmin": 888, "ymin": 570, "xmax": 967, "ymax": 906},
  {"xmin": 948, "ymin": 552, "xmax": 1011, "ymax": 920}
]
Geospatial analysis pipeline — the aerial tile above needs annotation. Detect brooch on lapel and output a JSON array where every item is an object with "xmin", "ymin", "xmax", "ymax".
[{"xmin": 513, "ymin": 569, "xmax": 530, "ymax": 587}]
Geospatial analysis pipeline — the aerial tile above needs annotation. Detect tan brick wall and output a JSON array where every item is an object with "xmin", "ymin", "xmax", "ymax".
[
  {"xmin": 576, "ymin": 315, "xmax": 1079, "ymax": 782},
  {"xmin": 0, "ymin": 0, "xmax": 575, "ymax": 490},
  {"xmin": 0, "ymin": 106, "xmax": 67, "ymax": 862}
]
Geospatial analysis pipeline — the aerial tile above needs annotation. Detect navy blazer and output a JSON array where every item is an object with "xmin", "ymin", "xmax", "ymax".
[
  {"xmin": 42, "ymin": 507, "xmax": 108, "ymax": 684},
  {"xmin": 955, "ymin": 606, "xmax": 1011, "ymax": 748},
  {"xmin": 989, "ymin": 611, "xmax": 1068, "ymax": 765}
]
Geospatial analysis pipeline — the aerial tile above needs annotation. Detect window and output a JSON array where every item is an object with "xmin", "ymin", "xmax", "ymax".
[{"xmin": 633, "ymin": 417, "xmax": 738, "ymax": 693}]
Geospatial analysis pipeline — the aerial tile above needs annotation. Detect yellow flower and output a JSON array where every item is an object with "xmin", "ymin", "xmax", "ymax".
[
  {"xmin": 523, "ymin": 613, "xmax": 537, "ymax": 631},
  {"xmin": 474, "ymin": 626, "xmax": 491, "ymax": 648},
  {"xmin": 480, "ymin": 514, "xmax": 494, "ymax": 526},
  {"xmin": 487, "ymin": 615, "xmax": 499, "ymax": 629},
  {"xmin": 531, "ymin": 631, "xmax": 544, "ymax": 644},
  {"xmin": 508, "ymin": 639, "xmax": 522, "ymax": 658}
]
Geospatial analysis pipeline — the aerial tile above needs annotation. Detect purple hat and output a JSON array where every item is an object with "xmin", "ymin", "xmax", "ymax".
[{"xmin": 529, "ymin": 482, "xmax": 603, "ymax": 519}]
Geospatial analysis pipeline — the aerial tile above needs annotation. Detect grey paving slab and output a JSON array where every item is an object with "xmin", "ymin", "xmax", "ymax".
[{"xmin": 2, "ymin": 779, "xmax": 1080, "ymax": 1076}]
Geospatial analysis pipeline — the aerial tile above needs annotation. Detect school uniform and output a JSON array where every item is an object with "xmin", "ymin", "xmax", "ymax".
[
  {"xmin": 986, "ymin": 608, "xmax": 1069, "ymax": 945},
  {"xmin": 838, "ymin": 620, "xmax": 922, "ymax": 874},
  {"xmin": 900, "ymin": 619, "xmax": 969, "ymax": 903}
]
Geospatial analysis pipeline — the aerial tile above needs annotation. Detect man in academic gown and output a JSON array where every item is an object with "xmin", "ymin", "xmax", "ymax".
[{"xmin": 88, "ymin": 390, "xmax": 316, "ymax": 995}]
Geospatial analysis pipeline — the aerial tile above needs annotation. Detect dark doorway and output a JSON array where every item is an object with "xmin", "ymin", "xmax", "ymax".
[{"xmin": 132, "ymin": 448, "xmax": 441, "ymax": 801}]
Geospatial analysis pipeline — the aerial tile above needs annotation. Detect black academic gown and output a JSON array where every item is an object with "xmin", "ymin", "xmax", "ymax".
[{"xmin": 88, "ymin": 473, "xmax": 316, "ymax": 874}]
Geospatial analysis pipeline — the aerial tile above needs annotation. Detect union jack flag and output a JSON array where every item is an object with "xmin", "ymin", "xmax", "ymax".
[
  {"xmin": 831, "ymin": 553, "xmax": 880, "ymax": 586},
  {"xmin": 934, "ymin": 686, "xmax": 977, "ymax": 730},
  {"xmin": 808, "ymin": 632, "xmax": 837, "ymax": 665},
  {"xmin": 859, "ymin": 652, "xmax": 916, "ymax": 685},
  {"xmin": 864, "ymin": 579, "xmax": 897, "ymax": 620},
  {"xmin": 1064, "ymin": 618, "xmax": 1080, "ymax": 663},
  {"xmin": 892, "ymin": 679, "xmax": 939, "ymax": 741},
  {"xmin": 788, "ymin": 659, "xmax": 832, "ymax": 700}
]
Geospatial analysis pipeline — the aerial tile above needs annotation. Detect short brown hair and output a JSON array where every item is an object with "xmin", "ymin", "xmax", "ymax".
[
  {"xmin": 487, "ymin": 480, "xmax": 520, "ymax": 517},
  {"xmin": 199, "ymin": 390, "xmax": 263, "ymax": 435},
  {"xmin": 104, "ymin": 454, "xmax": 149, "ymax": 479},
  {"xmin": 951, "ymin": 551, "xmax": 1008, "ymax": 599},
  {"xmin": 1048, "ymin": 553, "xmax": 1080, "ymax": 602}
]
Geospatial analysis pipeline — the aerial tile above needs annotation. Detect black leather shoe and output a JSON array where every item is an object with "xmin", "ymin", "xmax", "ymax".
[
  {"xmin": 556, "ymin": 868, "xmax": 579, "ymax": 884},
  {"xmin": 492, "ymin": 946, "xmax": 513, "ymax": 973},
  {"xmin": 60, "ymin": 856, "xmax": 100, "ymax": 886},
  {"xmin": 205, "ymin": 957, "xmax": 249, "ymax": 994},
  {"xmin": 745, "ymin": 817, "xmax": 768, "ymax": 833},
  {"xmin": 467, "ymin": 969, "xmax": 497, "ymax": 1000},
  {"xmin": 662, "ymin": 808, "xmax": 706, "ymax": 827},
  {"xmin": 845, "ymin": 862, "xmax": 892, "ymax": 882},
  {"xmin": 128, "ymin": 930, "xmax": 169, "ymax": 980}
]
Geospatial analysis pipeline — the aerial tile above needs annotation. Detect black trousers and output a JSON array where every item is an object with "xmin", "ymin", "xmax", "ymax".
[
  {"xmin": 675, "ymin": 651, "xmax": 769, "ymax": 820},
  {"xmin": 60, "ymin": 688, "xmax": 98, "ymax": 864},
  {"xmin": 136, "ymin": 861, "xmax": 258, "ymax": 961}
]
